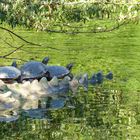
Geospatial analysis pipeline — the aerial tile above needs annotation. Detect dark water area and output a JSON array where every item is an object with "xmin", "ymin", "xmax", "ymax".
[{"xmin": 0, "ymin": 23, "xmax": 140, "ymax": 140}]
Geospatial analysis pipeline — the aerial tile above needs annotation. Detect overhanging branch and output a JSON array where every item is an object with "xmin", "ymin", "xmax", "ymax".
[
  {"xmin": 45, "ymin": 21, "xmax": 129, "ymax": 34},
  {"xmin": 0, "ymin": 27, "xmax": 41, "ymax": 46},
  {"xmin": 0, "ymin": 44, "xmax": 24, "ymax": 58}
]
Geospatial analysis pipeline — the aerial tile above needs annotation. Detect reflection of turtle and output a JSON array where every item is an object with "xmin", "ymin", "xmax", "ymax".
[
  {"xmin": 90, "ymin": 71, "xmax": 113, "ymax": 85},
  {"xmin": 20, "ymin": 57, "xmax": 50, "ymax": 81},
  {"xmin": 0, "ymin": 66, "xmax": 21, "ymax": 83}
]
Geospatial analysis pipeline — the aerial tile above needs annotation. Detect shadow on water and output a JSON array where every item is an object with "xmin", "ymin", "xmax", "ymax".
[{"xmin": 0, "ymin": 23, "xmax": 140, "ymax": 139}]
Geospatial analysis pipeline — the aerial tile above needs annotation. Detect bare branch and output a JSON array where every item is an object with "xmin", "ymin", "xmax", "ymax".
[
  {"xmin": 0, "ymin": 27, "xmax": 41, "ymax": 46},
  {"xmin": 1, "ymin": 38, "xmax": 31, "ymax": 53},
  {"xmin": 62, "ymin": 1, "xmax": 140, "ymax": 5},
  {"xmin": 0, "ymin": 44, "xmax": 24, "ymax": 58},
  {"xmin": 8, "ymin": 32, "xmax": 15, "ymax": 41},
  {"xmin": 45, "ymin": 21, "xmax": 128, "ymax": 34},
  {"xmin": 0, "ymin": 26, "xmax": 66, "ymax": 51}
]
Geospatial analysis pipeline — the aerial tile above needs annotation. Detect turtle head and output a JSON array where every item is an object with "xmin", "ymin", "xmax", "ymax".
[
  {"xmin": 42, "ymin": 57, "xmax": 49, "ymax": 65},
  {"xmin": 12, "ymin": 61, "xmax": 17, "ymax": 67},
  {"xmin": 66, "ymin": 63, "xmax": 73, "ymax": 71}
]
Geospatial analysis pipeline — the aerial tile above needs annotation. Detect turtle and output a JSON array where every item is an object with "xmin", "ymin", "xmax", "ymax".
[
  {"xmin": 45, "ymin": 63, "xmax": 73, "ymax": 79},
  {"xmin": 0, "ymin": 66, "xmax": 21, "ymax": 83},
  {"xmin": 20, "ymin": 56, "xmax": 73, "ymax": 81},
  {"xmin": 20, "ymin": 57, "xmax": 51, "ymax": 81}
]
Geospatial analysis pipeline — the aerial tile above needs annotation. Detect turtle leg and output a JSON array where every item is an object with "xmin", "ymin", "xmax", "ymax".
[
  {"xmin": 68, "ymin": 73, "xmax": 73, "ymax": 80},
  {"xmin": 38, "ymin": 71, "xmax": 52, "ymax": 81},
  {"xmin": 44, "ymin": 71, "xmax": 52, "ymax": 81},
  {"xmin": 17, "ymin": 75, "xmax": 22, "ymax": 83}
]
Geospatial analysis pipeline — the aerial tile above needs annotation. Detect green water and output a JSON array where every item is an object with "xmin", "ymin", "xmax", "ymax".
[{"xmin": 0, "ymin": 23, "xmax": 140, "ymax": 140}]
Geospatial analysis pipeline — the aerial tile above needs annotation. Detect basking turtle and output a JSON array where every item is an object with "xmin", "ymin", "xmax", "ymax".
[
  {"xmin": 20, "ymin": 57, "xmax": 51, "ymax": 81},
  {"xmin": 0, "ymin": 66, "xmax": 21, "ymax": 83},
  {"xmin": 21, "ymin": 56, "xmax": 73, "ymax": 81},
  {"xmin": 45, "ymin": 63, "xmax": 73, "ymax": 79}
]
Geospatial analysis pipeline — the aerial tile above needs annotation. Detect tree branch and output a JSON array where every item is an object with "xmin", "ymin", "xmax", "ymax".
[
  {"xmin": 1, "ymin": 38, "xmax": 32, "ymax": 53},
  {"xmin": 62, "ymin": 1, "xmax": 140, "ymax": 6},
  {"xmin": 0, "ymin": 44, "xmax": 24, "ymax": 58},
  {"xmin": 45, "ymin": 21, "xmax": 128, "ymax": 34},
  {"xmin": 0, "ymin": 27, "xmax": 41, "ymax": 46}
]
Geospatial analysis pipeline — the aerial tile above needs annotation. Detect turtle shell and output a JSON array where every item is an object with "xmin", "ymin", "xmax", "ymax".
[
  {"xmin": 0, "ymin": 66, "xmax": 21, "ymax": 80},
  {"xmin": 21, "ymin": 61, "xmax": 48, "ymax": 80},
  {"xmin": 45, "ymin": 66, "xmax": 70, "ymax": 78}
]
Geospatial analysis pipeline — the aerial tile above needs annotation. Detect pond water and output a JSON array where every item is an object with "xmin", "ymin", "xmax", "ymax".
[{"xmin": 0, "ymin": 23, "xmax": 140, "ymax": 140}]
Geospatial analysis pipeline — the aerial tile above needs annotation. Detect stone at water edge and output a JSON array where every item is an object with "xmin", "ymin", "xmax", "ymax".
[
  {"xmin": 39, "ymin": 77, "xmax": 49, "ymax": 89},
  {"xmin": 31, "ymin": 79, "xmax": 42, "ymax": 91},
  {"xmin": 0, "ymin": 88, "xmax": 20, "ymax": 112},
  {"xmin": 8, "ymin": 81, "xmax": 31, "ymax": 99},
  {"xmin": 0, "ymin": 80, "xmax": 5, "ymax": 87},
  {"xmin": 48, "ymin": 76, "xmax": 59, "ymax": 87},
  {"xmin": 0, "ymin": 91, "xmax": 12, "ymax": 98},
  {"xmin": 79, "ymin": 73, "xmax": 88, "ymax": 92},
  {"xmin": 69, "ymin": 77, "xmax": 79, "ymax": 94}
]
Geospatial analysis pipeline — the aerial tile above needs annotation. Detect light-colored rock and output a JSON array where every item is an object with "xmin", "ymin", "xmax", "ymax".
[
  {"xmin": 69, "ymin": 77, "xmax": 79, "ymax": 94},
  {"xmin": 0, "ymin": 80, "xmax": 5, "ymax": 87},
  {"xmin": 39, "ymin": 77, "xmax": 49, "ymax": 89},
  {"xmin": 49, "ymin": 76, "xmax": 59, "ymax": 87}
]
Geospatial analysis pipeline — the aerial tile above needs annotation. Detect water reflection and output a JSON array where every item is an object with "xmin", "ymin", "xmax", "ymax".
[
  {"xmin": 22, "ymin": 97, "xmax": 66, "ymax": 119},
  {"xmin": 0, "ymin": 112, "xmax": 19, "ymax": 122},
  {"xmin": 0, "ymin": 83, "xmax": 114, "ymax": 122},
  {"xmin": 0, "ymin": 85, "xmax": 138, "ymax": 139},
  {"xmin": 0, "ymin": 24, "xmax": 140, "ymax": 139},
  {"xmin": 0, "ymin": 96, "xmax": 67, "ymax": 121}
]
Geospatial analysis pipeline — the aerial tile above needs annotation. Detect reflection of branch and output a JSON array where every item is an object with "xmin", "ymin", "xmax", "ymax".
[
  {"xmin": 0, "ymin": 44, "xmax": 24, "ymax": 58},
  {"xmin": 45, "ymin": 21, "xmax": 128, "ymax": 34},
  {"xmin": 0, "ymin": 27, "xmax": 41, "ymax": 46}
]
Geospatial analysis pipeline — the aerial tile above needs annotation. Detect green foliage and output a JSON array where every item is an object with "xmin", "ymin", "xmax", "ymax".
[
  {"xmin": 0, "ymin": 19, "xmax": 140, "ymax": 140},
  {"xmin": 0, "ymin": 0, "xmax": 140, "ymax": 31}
]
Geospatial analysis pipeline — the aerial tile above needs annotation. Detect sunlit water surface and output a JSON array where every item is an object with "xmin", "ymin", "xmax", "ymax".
[{"xmin": 0, "ymin": 24, "xmax": 140, "ymax": 140}]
